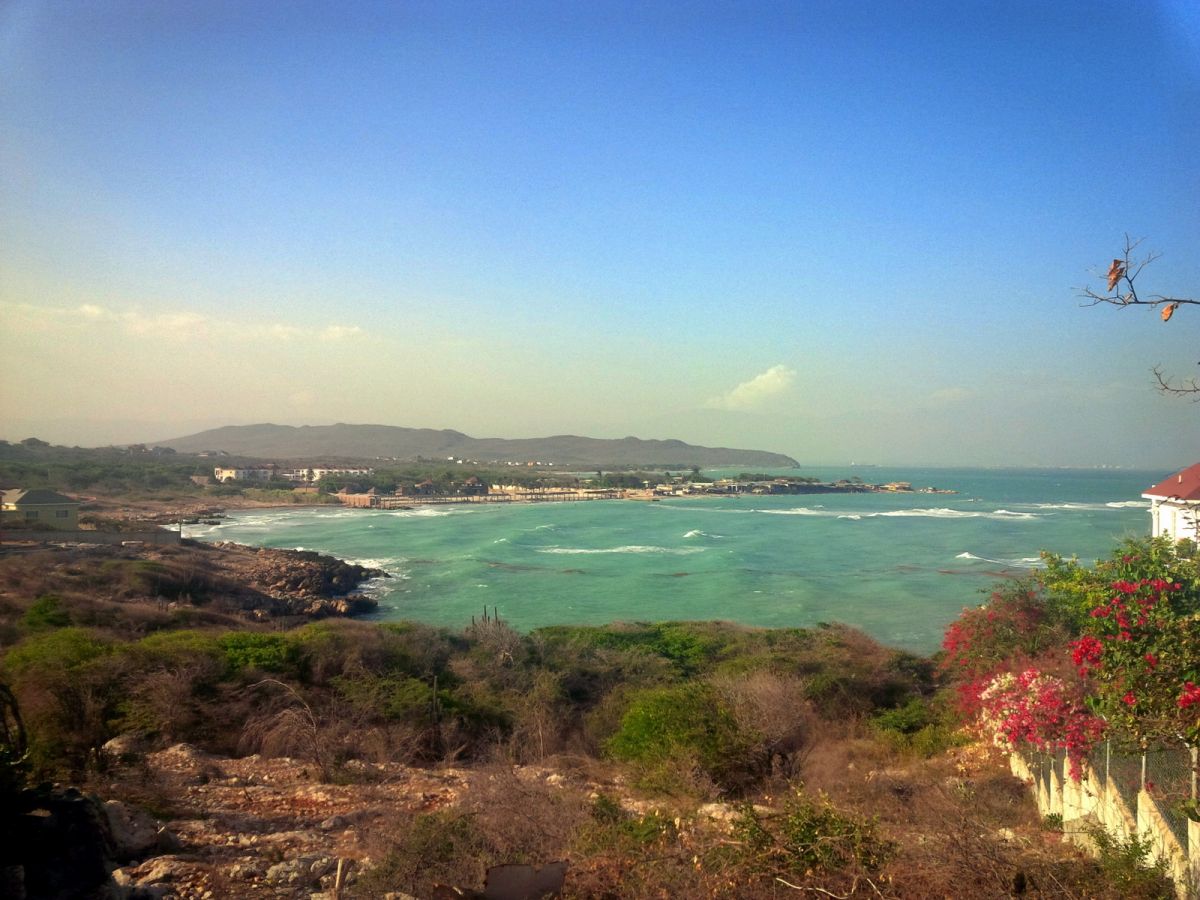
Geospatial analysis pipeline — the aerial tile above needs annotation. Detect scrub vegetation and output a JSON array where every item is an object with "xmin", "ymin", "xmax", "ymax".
[{"xmin": 1, "ymin": 534, "xmax": 1186, "ymax": 897}]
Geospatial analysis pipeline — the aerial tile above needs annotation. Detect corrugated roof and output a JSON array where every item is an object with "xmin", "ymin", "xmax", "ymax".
[
  {"xmin": 1, "ymin": 488, "xmax": 81, "ymax": 506},
  {"xmin": 1143, "ymin": 463, "xmax": 1200, "ymax": 502}
]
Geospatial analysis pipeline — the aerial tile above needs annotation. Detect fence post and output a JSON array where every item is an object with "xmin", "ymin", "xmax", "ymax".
[{"xmin": 1191, "ymin": 747, "xmax": 1199, "ymax": 892}]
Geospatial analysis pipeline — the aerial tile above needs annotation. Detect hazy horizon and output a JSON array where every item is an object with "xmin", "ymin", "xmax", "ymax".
[{"xmin": 2, "ymin": 1, "xmax": 1197, "ymax": 469}]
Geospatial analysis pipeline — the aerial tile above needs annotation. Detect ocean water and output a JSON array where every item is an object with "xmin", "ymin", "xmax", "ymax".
[{"xmin": 183, "ymin": 467, "xmax": 1167, "ymax": 653}]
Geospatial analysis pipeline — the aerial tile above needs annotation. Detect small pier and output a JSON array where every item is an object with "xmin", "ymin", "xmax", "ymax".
[{"xmin": 341, "ymin": 489, "xmax": 623, "ymax": 509}]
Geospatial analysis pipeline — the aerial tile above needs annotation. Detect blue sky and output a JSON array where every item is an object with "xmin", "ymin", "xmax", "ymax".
[{"xmin": 1, "ymin": 0, "xmax": 1197, "ymax": 467}]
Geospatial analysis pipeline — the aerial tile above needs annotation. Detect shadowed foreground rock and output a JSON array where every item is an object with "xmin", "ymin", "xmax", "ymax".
[
  {"xmin": 431, "ymin": 862, "xmax": 568, "ymax": 900},
  {"xmin": 0, "ymin": 785, "xmax": 178, "ymax": 899}
]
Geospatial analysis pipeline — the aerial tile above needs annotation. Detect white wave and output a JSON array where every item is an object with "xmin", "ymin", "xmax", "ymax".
[
  {"xmin": 872, "ymin": 507, "xmax": 1040, "ymax": 520},
  {"xmin": 538, "ymin": 545, "xmax": 706, "ymax": 556},
  {"xmin": 683, "ymin": 529, "xmax": 724, "ymax": 539},
  {"xmin": 1020, "ymin": 500, "xmax": 1148, "ymax": 511},
  {"xmin": 1024, "ymin": 502, "xmax": 1107, "ymax": 510},
  {"xmin": 956, "ymin": 552, "xmax": 1044, "ymax": 569},
  {"xmin": 386, "ymin": 507, "xmax": 457, "ymax": 518},
  {"xmin": 534, "ymin": 524, "xmax": 557, "ymax": 530},
  {"xmin": 759, "ymin": 507, "xmax": 837, "ymax": 517},
  {"xmin": 493, "ymin": 537, "xmax": 509, "ymax": 543},
  {"xmin": 838, "ymin": 514, "xmax": 862, "ymax": 520},
  {"xmin": 344, "ymin": 557, "xmax": 397, "ymax": 570}
]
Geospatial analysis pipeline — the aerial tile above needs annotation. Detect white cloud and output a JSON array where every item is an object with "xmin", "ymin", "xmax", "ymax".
[
  {"xmin": 320, "ymin": 324, "xmax": 364, "ymax": 341},
  {"xmin": 707, "ymin": 365, "xmax": 797, "ymax": 410},
  {"xmin": 1, "ymin": 301, "xmax": 362, "ymax": 345},
  {"xmin": 77, "ymin": 303, "xmax": 109, "ymax": 319}
]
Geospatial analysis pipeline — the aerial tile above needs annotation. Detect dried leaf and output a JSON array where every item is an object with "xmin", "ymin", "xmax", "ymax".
[
  {"xmin": 1106, "ymin": 259, "xmax": 1125, "ymax": 292},
  {"xmin": 1161, "ymin": 302, "xmax": 1178, "ymax": 322}
]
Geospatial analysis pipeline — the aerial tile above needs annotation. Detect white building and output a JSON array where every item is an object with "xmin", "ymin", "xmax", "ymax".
[
  {"xmin": 213, "ymin": 465, "xmax": 278, "ymax": 483},
  {"xmin": 1142, "ymin": 462, "xmax": 1200, "ymax": 543}
]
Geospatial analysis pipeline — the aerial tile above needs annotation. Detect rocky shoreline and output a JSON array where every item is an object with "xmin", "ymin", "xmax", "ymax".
[
  {"xmin": 201, "ymin": 542, "xmax": 386, "ymax": 621},
  {"xmin": 0, "ymin": 539, "xmax": 387, "ymax": 625}
]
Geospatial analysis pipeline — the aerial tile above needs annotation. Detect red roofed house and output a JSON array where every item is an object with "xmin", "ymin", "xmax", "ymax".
[{"xmin": 1142, "ymin": 463, "xmax": 1200, "ymax": 543}]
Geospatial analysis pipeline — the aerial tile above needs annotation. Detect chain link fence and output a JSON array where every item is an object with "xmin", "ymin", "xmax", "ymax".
[
  {"xmin": 1014, "ymin": 740, "xmax": 1197, "ymax": 890},
  {"xmin": 1144, "ymin": 745, "xmax": 1196, "ymax": 849}
]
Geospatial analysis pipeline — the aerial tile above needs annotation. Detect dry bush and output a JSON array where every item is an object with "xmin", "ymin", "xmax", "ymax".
[
  {"xmin": 352, "ymin": 764, "xmax": 588, "ymax": 898},
  {"xmin": 124, "ymin": 658, "xmax": 224, "ymax": 743},
  {"xmin": 710, "ymin": 669, "xmax": 816, "ymax": 783},
  {"xmin": 503, "ymin": 670, "xmax": 569, "ymax": 764},
  {"xmin": 296, "ymin": 620, "xmax": 455, "ymax": 685},
  {"xmin": 238, "ymin": 679, "xmax": 331, "ymax": 780}
]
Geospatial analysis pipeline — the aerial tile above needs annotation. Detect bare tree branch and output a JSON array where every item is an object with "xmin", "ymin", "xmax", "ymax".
[
  {"xmin": 1080, "ymin": 236, "xmax": 1198, "ymax": 398},
  {"xmin": 1153, "ymin": 366, "xmax": 1200, "ymax": 400}
]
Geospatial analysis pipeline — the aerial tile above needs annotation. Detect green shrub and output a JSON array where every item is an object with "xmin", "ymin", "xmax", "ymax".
[
  {"xmin": 22, "ymin": 594, "xmax": 71, "ymax": 630},
  {"xmin": 731, "ymin": 792, "xmax": 893, "ymax": 877},
  {"xmin": 131, "ymin": 629, "xmax": 224, "ymax": 666},
  {"xmin": 4, "ymin": 627, "xmax": 114, "ymax": 675},
  {"xmin": 1088, "ymin": 827, "xmax": 1172, "ymax": 898},
  {"xmin": 868, "ymin": 697, "xmax": 961, "ymax": 757},
  {"xmin": 3, "ymin": 629, "xmax": 122, "ymax": 775},
  {"xmin": 580, "ymin": 793, "xmax": 678, "ymax": 851},
  {"xmin": 218, "ymin": 632, "xmax": 296, "ymax": 674},
  {"xmin": 353, "ymin": 810, "xmax": 487, "ymax": 897},
  {"xmin": 534, "ymin": 622, "xmax": 730, "ymax": 676},
  {"xmin": 606, "ymin": 683, "xmax": 757, "ymax": 793}
]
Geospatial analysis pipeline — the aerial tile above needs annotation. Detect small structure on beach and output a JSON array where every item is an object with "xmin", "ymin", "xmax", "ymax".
[
  {"xmin": 0, "ymin": 488, "xmax": 82, "ymax": 530},
  {"xmin": 1142, "ymin": 462, "xmax": 1200, "ymax": 543}
]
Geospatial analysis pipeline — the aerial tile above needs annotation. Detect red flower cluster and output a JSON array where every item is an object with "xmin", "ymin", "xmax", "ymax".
[
  {"xmin": 1180, "ymin": 682, "xmax": 1200, "ymax": 710},
  {"xmin": 1069, "ymin": 635, "xmax": 1103, "ymax": 675},
  {"xmin": 978, "ymin": 669, "xmax": 1105, "ymax": 780},
  {"xmin": 1088, "ymin": 578, "xmax": 1171, "ymax": 643}
]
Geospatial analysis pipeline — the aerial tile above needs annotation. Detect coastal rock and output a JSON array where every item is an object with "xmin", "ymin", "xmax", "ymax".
[
  {"xmin": 101, "ymin": 732, "xmax": 149, "ymax": 763},
  {"xmin": 266, "ymin": 856, "xmax": 323, "ymax": 886},
  {"xmin": 101, "ymin": 799, "xmax": 171, "ymax": 860}
]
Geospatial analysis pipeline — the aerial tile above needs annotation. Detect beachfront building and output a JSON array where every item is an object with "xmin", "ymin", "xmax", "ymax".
[
  {"xmin": 0, "ymin": 488, "xmax": 82, "ymax": 530},
  {"xmin": 213, "ymin": 465, "xmax": 279, "ymax": 483},
  {"xmin": 279, "ymin": 466, "xmax": 375, "ymax": 483},
  {"xmin": 1142, "ymin": 462, "xmax": 1200, "ymax": 543}
]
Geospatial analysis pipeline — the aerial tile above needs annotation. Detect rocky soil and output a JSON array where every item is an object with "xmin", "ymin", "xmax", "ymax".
[{"xmin": 98, "ymin": 742, "xmax": 468, "ymax": 899}]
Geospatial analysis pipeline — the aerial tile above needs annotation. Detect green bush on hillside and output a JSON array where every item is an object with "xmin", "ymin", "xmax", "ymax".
[
  {"xmin": 731, "ymin": 792, "xmax": 893, "ymax": 877},
  {"xmin": 606, "ymin": 683, "xmax": 758, "ymax": 793},
  {"xmin": 218, "ymin": 632, "xmax": 297, "ymax": 674},
  {"xmin": 21, "ymin": 595, "xmax": 71, "ymax": 631}
]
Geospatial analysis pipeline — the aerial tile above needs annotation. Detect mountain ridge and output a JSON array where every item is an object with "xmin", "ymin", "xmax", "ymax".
[{"xmin": 157, "ymin": 423, "xmax": 800, "ymax": 468}]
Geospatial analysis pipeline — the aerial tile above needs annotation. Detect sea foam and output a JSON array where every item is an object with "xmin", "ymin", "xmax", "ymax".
[
  {"xmin": 538, "ymin": 545, "xmax": 705, "ymax": 556},
  {"xmin": 956, "ymin": 551, "xmax": 1044, "ymax": 569}
]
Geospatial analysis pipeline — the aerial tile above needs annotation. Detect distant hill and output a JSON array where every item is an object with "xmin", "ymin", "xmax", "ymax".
[{"xmin": 157, "ymin": 424, "xmax": 800, "ymax": 468}]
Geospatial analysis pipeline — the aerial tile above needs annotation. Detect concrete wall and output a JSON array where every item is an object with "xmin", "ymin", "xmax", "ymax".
[{"xmin": 1011, "ymin": 748, "xmax": 1197, "ymax": 898}]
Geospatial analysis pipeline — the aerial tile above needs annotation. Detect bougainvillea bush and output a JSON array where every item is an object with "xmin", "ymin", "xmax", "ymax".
[
  {"xmin": 939, "ymin": 581, "xmax": 1080, "ymax": 728},
  {"xmin": 942, "ymin": 537, "xmax": 1200, "ymax": 778},
  {"xmin": 975, "ymin": 669, "xmax": 1104, "ymax": 779},
  {"xmin": 1050, "ymin": 542, "xmax": 1200, "ymax": 749}
]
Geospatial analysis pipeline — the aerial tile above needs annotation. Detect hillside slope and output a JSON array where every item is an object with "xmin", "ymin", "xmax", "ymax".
[{"xmin": 157, "ymin": 423, "xmax": 800, "ymax": 467}]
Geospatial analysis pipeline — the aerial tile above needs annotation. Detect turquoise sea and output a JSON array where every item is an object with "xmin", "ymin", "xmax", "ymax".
[{"xmin": 183, "ymin": 467, "xmax": 1169, "ymax": 653}]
